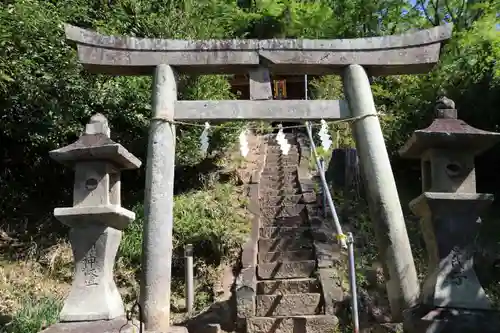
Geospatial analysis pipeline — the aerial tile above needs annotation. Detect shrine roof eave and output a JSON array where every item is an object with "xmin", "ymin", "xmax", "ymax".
[
  {"xmin": 398, "ymin": 131, "xmax": 500, "ymax": 159},
  {"xmin": 64, "ymin": 24, "xmax": 453, "ymax": 76},
  {"xmin": 49, "ymin": 134, "xmax": 142, "ymax": 170}
]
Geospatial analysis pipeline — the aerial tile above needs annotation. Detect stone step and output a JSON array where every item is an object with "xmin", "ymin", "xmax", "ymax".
[
  {"xmin": 247, "ymin": 315, "xmax": 338, "ymax": 333},
  {"xmin": 265, "ymin": 154, "xmax": 299, "ymax": 162},
  {"xmin": 256, "ymin": 278, "xmax": 320, "ymax": 295},
  {"xmin": 259, "ymin": 173, "xmax": 298, "ymax": 182},
  {"xmin": 260, "ymin": 173, "xmax": 298, "ymax": 180},
  {"xmin": 259, "ymin": 226, "xmax": 310, "ymax": 238},
  {"xmin": 260, "ymin": 188, "xmax": 301, "ymax": 197},
  {"xmin": 260, "ymin": 194, "xmax": 303, "ymax": 207},
  {"xmin": 306, "ymin": 205, "xmax": 334, "ymax": 216},
  {"xmin": 255, "ymin": 293, "xmax": 321, "ymax": 317},
  {"xmin": 267, "ymin": 144, "xmax": 299, "ymax": 151},
  {"xmin": 264, "ymin": 161, "xmax": 299, "ymax": 168},
  {"xmin": 260, "ymin": 180, "xmax": 300, "ymax": 191},
  {"xmin": 258, "ymin": 236, "xmax": 312, "ymax": 253},
  {"xmin": 257, "ymin": 260, "xmax": 316, "ymax": 279},
  {"xmin": 266, "ymin": 148, "xmax": 300, "ymax": 156},
  {"xmin": 259, "ymin": 182, "xmax": 299, "ymax": 192},
  {"xmin": 260, "ymin": 205, "xmax": 305, "ymax": 219},
  {"xmin": 301, "ymin": 192, "xmax": 318, "ymax": 204},
  {"xmin": 258, "ymin": 250, "xmax": 314, "ymax": 263},
  {"xmin": 265, "ymin": 160, "xmax": 300, "ymax": 168},
  {"xmin": 260, "ymin": 215, "xmax": 306, "ymax": 227},
  {"xmin": 261, "ymin": 165, "xmax": 297, "ymax": 174}
]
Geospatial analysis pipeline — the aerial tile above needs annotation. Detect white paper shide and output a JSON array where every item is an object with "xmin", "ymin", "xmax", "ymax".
[
  {"xmin": 239, "ymin": 128, "xmax": 250, "ymax": 157},
  {"xmin": 276, "ymin": 124, "xmax": 291, "ymax": 155},
  {"xmin": 200, "ymin": 122, "xmax": 211, "ymax": 155},
  {"xmin": 318, "ymin": 119, "xmax": 332, "ymax": 151}
]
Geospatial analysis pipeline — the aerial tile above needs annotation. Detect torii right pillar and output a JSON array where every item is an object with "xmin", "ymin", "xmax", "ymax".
[{"xmin": 399, "ymin": 97, "xmax": 500, "ymax": 332}]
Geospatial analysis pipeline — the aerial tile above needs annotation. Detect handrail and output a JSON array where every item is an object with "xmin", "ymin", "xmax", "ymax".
[
  {"xmin": 304, "ymin": 121, "xmax": 360, "ymax": 332},
  {"xmin": 305, "ymin": 121, "xmax": 347, "ymax": 249}
]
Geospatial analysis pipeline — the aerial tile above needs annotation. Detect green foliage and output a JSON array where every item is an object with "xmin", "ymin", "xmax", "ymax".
[
  {"xmin": 118, "ymin": 182, "xmax": 249, "ymax": 310},
  {"xmin": 120, "ymin": 183, "xmax": 249, "ymax": 268},
  {"xmin": 1, "ymin": 296, "xmax": 62, "ymax": 333}
]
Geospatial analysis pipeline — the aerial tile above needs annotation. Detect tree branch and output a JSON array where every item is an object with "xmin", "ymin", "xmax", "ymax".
[
  {"xmin": 432, "ymin": 0, "xmax": 441, "ymax": 26},
  {"xmin": 444, "ymin": 0, "xmax": 457, "ymax": 23},
  {"xmin": 418, "ymin": 0, "xmax": 437, "ymax": 26}
]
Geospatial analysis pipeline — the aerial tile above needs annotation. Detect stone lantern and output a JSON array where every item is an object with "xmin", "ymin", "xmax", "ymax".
[
  {"xmin": 399, "ymin": 97, "xmax": 500, "ymax": 332},
  {"xmin": 48, "ymin": 114, "xmax": 141, "ymax": 326}
]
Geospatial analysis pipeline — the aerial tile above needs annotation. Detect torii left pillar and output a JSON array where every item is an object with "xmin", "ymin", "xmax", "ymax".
[{"xmin": 140, "ymin": 64, "xmax": 185, "ymax": 333}]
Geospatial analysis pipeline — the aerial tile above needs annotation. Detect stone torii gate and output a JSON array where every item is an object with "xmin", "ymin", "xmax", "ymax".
[{"xmin": 65, "ymin": 24, "xmax": 452, "ymax": 331}]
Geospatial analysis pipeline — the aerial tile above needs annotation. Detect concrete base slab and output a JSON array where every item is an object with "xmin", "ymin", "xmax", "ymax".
[
  {"xmin": 403, "ymin": 305, "xmax": 500, "ymax": 333},
  {"xmin": 40, "ymin": 319, "xmax": 188, "ymax": 333},
  {"xmin": 147, "ymin": 327, "xmax": 189, "ymax": 333},
  {"xmin": 39, "ymin": 317, "xmax": 135, "ymax": 333}
]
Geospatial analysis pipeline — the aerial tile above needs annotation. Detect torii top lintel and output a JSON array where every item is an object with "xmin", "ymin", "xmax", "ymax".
[{"xmin": 65, "ymin": 24, "xmax": 453, "ymax": 76}]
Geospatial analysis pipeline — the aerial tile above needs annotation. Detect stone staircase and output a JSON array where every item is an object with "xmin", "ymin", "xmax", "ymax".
[{"xmin": 244, "ymin": 132, "xmax": 342, "ymax": 333}]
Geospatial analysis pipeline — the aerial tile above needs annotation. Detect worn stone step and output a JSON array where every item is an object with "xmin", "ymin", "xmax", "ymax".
[
  {"xmin": 259, "ymin": 173, "xmax": 298, "ymax": 182},
  {"xmin": 255, "ymin": 293, "xmax": 321, "ymax": 317},
  {"xmin": 261, "ymin": 172, "xmax": 299, "ymax": 180},
  {"xmin": 265, "ymin": 154, "xmax": 299, "ymax": 162},
  {"xmin": 261, "ymin": 165, "xmax": 297, "ymax": 174},
  {"xmin": 265, "ymin": 160, "xmax": 300, "ymax": 168},
  {"xmin": 260, "ymin": 179, "xmax": 299, "ymax": 187},
  {"xmin": 260, "ymin": 204, "xmax": 305, "ymax": 218},
  {"xmin": 247, "ymin": 315, "xmax": 338, "ymax": 333},
  {"xmin": 260, "ymin": 188, "xmax": 301, "ymax": 197},
  {"xmin": 256, "ymin": 278, "xmax": 320, "ymax": 295},
  {"xmin": 266, "ymin": 145, "xmax": 300, "ymax": 156},
  {"xmin": 258, "ymin": 250, "xmax": 314, "ymax": 263},
  {"xmin": 260, "ymin": 215, "xmax": 306, "ymax": 227},
  {"xmin": 264, "ymin": 160, "xmax": 299, "ymax": 168},
  {"xmin": 260, "ymin": 180, "xmax": 300, "ymax": 191},
  {"xmin": 306, "ymin": 206, "xmax": 333, "ymax": 217},
  {"xmin": 301, "ymin": 192, "xmax": 318, "ymax": 204},
  {"xmin": 259, "ymin": 226, "xmax": 310, "ymax": 238},
  {"xmin": 260, "ymin": 182, "xmax": 299, "ymax": 192},
  {"xmin": 260, "ymin": 194, "xmax": 303, "ymax": 207},
  {"xmin": 267, "ymin": 140, "xmax": 299, "ymax": 151},
  {"xmin": 257, "ymin": 260, "xmax": 316, "ymax": 279},
  {"xmin": 258, "ymin": 236, "xmax": 312, "ymax": 253}
]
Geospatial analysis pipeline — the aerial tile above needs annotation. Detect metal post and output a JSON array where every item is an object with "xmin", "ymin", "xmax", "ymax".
[
  {"xmin": 319, "ymin": 157, "xmax": 327, "ymax": 218},
  {"xmin": 347, "ymin": 232, "xmax": 360, "ymax": 333},
  {"xmin": 185, "ymin": 244, "xmax": 194, "ymax": 314}
]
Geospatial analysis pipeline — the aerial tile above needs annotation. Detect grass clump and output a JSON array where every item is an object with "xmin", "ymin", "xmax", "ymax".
[
  {"xmin": 1, "ymin": 296, "xmax": 62, "ymax": 333},
  {"xmin": 120, "ymin": 182, "xmax": 249, "ymax": 267},
  {"xmin": 118, "ymin": 182, "xmax": 250, "ymax": 310}
]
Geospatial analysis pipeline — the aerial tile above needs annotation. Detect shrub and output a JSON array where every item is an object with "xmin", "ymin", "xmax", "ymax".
[{"xmin": 1, "ymin": 296, "xmax": 62, "ymax": 333}]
